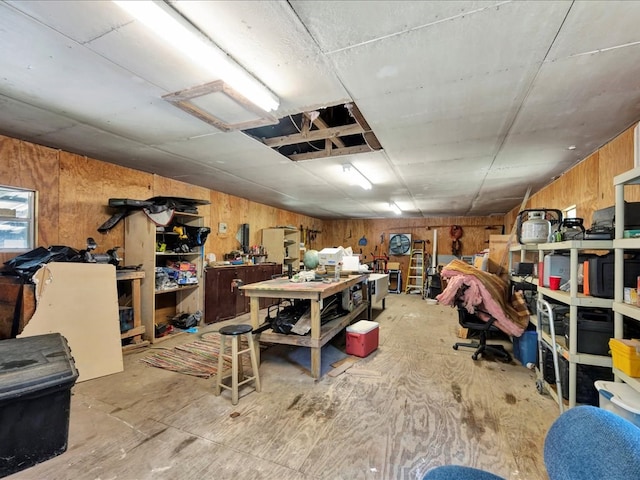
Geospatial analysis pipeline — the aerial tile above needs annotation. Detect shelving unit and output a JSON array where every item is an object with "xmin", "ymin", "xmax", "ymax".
[
  {"xmin": 536, "ymin": 240, "xmax": 613, "ymax": 407},
  {"xmin": 508, "ymin": 243, "xmax": 539, "ymax": 284},
  {"xmin": 124, "ymin": 210, "xmax": 205, "ymax": 343},
  {"xmin": 613, "ymin": 167, "xmax": 640, "ymax": 392},
  {"xmin": 262, "ymin": 227, "xmax": 300, "ymax": 274}
]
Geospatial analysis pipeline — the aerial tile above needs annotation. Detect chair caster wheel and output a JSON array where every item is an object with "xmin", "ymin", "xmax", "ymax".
[
  {"xmin": 453, "ymin": 345, "xmax": 459, "ymax": 350},
  {"xmin": 471, "ymin": 353, "xmax": 479, "ymax": 360}
]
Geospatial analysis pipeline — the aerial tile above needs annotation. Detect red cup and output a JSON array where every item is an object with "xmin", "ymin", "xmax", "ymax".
[{"xmin": 549, "ymin": 275, "xmax": 561, "ymax": 290}]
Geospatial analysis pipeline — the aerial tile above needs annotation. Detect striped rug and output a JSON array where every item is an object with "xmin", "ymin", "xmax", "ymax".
[{"xmin": 140, "ymin": 333, "xmax": 250, "ymax": 378}]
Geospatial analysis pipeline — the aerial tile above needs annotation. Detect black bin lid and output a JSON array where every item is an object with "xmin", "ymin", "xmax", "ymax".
[{"xmin": 0, "ymin": 333, "xmax": 79, "ymax": 401}]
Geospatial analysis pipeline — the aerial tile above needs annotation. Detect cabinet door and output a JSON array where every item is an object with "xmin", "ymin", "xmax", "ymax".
[
  {"xmin": 241, "ymin": 266, "xmax": 262, "ymax": 313},
  {"xmin": 205, "ymin": 268, "xmax": 243, "ymax": 323}
]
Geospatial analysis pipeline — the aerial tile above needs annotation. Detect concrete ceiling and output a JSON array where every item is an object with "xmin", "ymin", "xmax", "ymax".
[{"xmin": 1, "ymin": 1, "xmax": 640, "ymax": 219}]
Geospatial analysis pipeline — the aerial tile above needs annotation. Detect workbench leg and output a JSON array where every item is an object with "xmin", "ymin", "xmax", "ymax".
[
  {"xmin": 310, "ymin": 300, "xmax": 321, "ymax": 379},
  {"xmin": 250, "ymin": 297, "xmax": 261, "ymax": 366},
  {"xmin": 311, "ymin": 347, "xmax": 321, "ymax": 379}
]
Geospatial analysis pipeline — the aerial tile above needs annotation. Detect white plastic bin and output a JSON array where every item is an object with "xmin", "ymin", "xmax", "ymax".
[{"xmin": 594, "ymin": 380, "xmax": 640, "ymax": 428}]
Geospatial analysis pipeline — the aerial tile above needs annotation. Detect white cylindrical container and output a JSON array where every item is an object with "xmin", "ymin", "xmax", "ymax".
[{"xmin": 521, "ymin": 211, "xmax": 551, "ymax": 244}]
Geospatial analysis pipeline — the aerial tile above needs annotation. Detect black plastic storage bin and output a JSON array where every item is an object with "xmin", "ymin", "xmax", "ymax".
[
  {"xmin": 559, "ymin": 357, "xmax": 613, "ymax": 406},
  {"xmin": 563, "ymin": 308, "xmax": 613, "ymax": 356},
  {"xmin": 0, "ymin": 333, "xmax": 78, "ymax": 478},
  {"xmin": 541, "ymin": 346, "xmax": 613, "ymax": 405}
]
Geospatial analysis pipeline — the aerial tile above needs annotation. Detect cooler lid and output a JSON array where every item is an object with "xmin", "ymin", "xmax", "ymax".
[
  {"xmin": 0, "ymin": 333, "xmax": 79, "ymax": 401},
  {"xmin": 595, "ymin": 380, "xmax": 640, "ymax": 415},
  {"xmin": 347, "ymin": 320, "xmax": 379, "ymax": 334}
]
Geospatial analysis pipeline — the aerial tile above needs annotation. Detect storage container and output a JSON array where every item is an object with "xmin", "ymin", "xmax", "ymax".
[
  {"xmin": 609, "ymin": 338, "xmax": 640, "ymax": 377},
  {"xmin": 563, "ymin": 309, "xmax": 613, "ymax": 356},
  {"xmin": 561, "ymin": 357, "xmax": 613, "ymax": 405},
  {"xmin": 545, "ymin": 356, "xmax": 614, "ymax": 406},
  {"xmin": 346, "ymin": 320, "xmax": 379, "ymax": 357},
  {"xmin": 512, "ymin": 330, "xmax": 537, "ymax": 366},
  {"xmin": 0, "ymin": 333, "xmax": 79, "ymax": 478},
  {"xmin": 595, "ymin": 380, "xmax": 640, "ymax": 428}
]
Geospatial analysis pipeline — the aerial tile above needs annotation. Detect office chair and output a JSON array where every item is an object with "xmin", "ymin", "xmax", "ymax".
[
  {"xmin": 453, "ymin": 307, "xmax": 511, "ymax": 362},
  {"xmin": 422, "ymin": 405, "xmax": 640, "ymax": 480}
]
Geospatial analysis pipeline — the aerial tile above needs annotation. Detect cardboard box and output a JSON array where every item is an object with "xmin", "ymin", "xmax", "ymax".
[{"xmin": 318, "ymin": 247, "xmax": 343, "ymax": 266}]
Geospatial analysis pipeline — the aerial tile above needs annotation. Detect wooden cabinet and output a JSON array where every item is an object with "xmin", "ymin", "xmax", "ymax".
[
  {"xmin": 124, "ymin": 210, "xmax": 205, "ymax": 343},
  {"xmin": 204, "ymin": 263, "xmax": 280, "ymax": 324},
  {"xmin": 262, "ymin": 227, "xmax": 300, "ymax": 274}
]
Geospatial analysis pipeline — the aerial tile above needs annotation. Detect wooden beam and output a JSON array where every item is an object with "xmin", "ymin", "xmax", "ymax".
[
  {"xmin": 263, "ymin": 123, "xmax": 364, "ymax": 148},
  {"xmin": 305, "ymin": 113, "xmax": 346, "ymax": 148},
  {"xmin": 345, "ymin": 103, "xmax": 383, "ymax": 150},
  {"xmin": 288, "ymin": 144, "xmax": 373, "ymax": 162}
]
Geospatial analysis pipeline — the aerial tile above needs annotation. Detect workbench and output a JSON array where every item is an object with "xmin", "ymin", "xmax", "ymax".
[{"xmin": 241, "ymin": 275, "xmax": 368, "ymax": 379}]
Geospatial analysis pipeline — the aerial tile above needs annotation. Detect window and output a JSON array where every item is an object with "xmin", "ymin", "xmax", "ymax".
[{"xmin": 0, "ymin": 186, "xmax": 35, "ymax": 251}]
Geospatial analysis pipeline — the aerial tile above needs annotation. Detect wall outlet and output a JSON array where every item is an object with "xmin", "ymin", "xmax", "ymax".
[{"xmin": 218, "ymin": 222, "xmax": 228, "ymax": 234}]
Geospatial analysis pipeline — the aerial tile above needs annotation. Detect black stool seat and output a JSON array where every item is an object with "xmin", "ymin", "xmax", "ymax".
[{"xmin": 219, "ymin": 324, "xmax": 253, "ymax": 336}]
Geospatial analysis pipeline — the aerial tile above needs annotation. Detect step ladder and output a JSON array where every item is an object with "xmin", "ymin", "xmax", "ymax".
[{"xmin": 405, "ymin": 240, "xmax": 426, "ymax": 296}]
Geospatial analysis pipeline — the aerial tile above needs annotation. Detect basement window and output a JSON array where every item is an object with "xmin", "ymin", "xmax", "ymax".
[
  {"xmin": 0, "ymin": 186, "xmax": 35, "ymax": 251},
  {"xmin": 242, "ymin": 102, "xmax": 382, "ymax": 161}
]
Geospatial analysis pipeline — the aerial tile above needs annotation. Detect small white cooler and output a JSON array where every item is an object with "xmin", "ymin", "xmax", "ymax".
[{"xmin": 595, "ymin": 380, "xmax": 640, "ymax": 428}]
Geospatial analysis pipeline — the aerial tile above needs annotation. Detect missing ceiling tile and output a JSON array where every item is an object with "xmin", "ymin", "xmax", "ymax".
[
  {"xmin": 163, "ymin": 80, "xmax": 278, "ymax": 132},
  {"xmin": 242, "ymin": 102, "xmax": 382, "ymax": 161}
]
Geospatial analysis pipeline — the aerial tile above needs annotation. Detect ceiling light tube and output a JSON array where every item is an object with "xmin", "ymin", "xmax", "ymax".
[
  {"xmin": 390, "ymin": 202, "xmax": 402, "ymax": 215},
  {"xmin": 113, "ymin": 0, "xmax": 280, "ymax": 112},
  {"xmin": 342, "ymin": 163, "xmax": 372, "ymax": 190}
]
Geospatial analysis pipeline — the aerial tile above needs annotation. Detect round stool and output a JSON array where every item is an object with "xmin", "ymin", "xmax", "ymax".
[{"xmin": 214, "ymin": 324, "xmax": 261, "ymax": 405}]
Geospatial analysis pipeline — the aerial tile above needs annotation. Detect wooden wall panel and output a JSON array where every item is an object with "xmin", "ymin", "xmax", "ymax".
[
  {"xmin": 206, "ymin": 189, "xmax": 323, "ymax": 262},
  {"xmin": 59, "ymin": 152, "xmax": 156, "ymax": 263},
  {"xmin": 322, "ymin": 216, "xmax": 505, "ymax": 275},
  {"xmin": 505, "ymin": 124, "xmax": 639, "ymax": 232},
  {"xmin": 0, "ymin": 136, "xmax": 59, "ymax": 264},
  {"xmin": 599, "ymin": 127, "xmax": 638, "ymax": 203}
]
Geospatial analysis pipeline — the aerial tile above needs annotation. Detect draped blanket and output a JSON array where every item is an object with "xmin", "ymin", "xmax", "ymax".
[{"xmin": 436, "ymin": 259, "xmax": 529, "ymax": 337}]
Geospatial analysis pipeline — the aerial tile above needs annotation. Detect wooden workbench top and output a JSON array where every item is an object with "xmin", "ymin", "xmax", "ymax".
[{"xmin": 241, "ymin": 274, "xmax": 366, "ymax": 300}]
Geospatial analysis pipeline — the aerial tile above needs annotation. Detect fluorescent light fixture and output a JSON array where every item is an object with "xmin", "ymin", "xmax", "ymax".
[
  {"xmin": 342, "ymin": 163, "xmax": 372, "ymax": 190},
  {"xmin": 390, "ymin": 202, "xmax": 402, "ymax": 215},
  {"xmin": 113, "ymin": 0, "xmax": 279, "ymax": 112}
]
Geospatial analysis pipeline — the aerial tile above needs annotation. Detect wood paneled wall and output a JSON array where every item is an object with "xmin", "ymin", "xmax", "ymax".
[
  {"xmin": 0, "ymin": 134, "xmax": 322, "ymax": 267},
  {"xmin": 505, "ymin": 125, "xmax": 639, "ymax": 230},
  {"xmin": 321, "ymin": 216, "xmax": 505, "ymax": 275},
  {"xmin": 4, "ymin": 122, "xmax": 639, "ymax": 273}
]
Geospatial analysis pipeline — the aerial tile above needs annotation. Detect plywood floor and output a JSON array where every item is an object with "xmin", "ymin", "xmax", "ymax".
[{"xmin": 7, "ymin": 294, "xmax": 559, "ymax": 480}]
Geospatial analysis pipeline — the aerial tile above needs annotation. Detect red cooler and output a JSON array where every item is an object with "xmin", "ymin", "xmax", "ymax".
[{"xmin": 346, "ymin": 320, "xmax": 379, "ymax": 357}]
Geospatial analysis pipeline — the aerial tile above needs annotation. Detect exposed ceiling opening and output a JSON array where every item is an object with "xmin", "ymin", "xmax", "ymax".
[{"xmin": 243, "ymin": 102, "xmax": 383, "ymax": 161}]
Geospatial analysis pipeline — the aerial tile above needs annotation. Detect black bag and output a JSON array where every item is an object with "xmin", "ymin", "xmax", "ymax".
[{"xmin": 3, "ymin": 246, "xmax": 81, "ymax": 281}]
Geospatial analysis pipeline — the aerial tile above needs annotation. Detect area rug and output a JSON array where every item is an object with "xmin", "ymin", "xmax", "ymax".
[{"xmin": 140, "ymin": 333, "xmax": 249, "ymax": 378}]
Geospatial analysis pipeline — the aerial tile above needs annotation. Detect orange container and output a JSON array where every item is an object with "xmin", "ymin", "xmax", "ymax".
[{"xmin": 609, "ymin": 338, "xmax": 640, "ymax": 377}]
